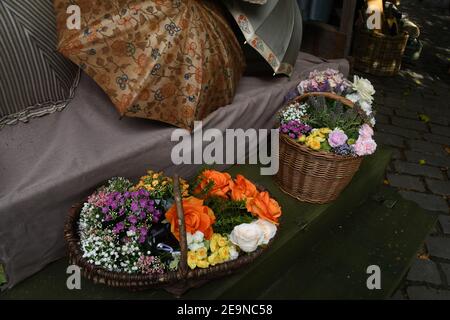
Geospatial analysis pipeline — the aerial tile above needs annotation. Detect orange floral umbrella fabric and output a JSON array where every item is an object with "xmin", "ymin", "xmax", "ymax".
[{"xmin": 53, "ymin": 0, "xmax": 245, "ymax": 130}]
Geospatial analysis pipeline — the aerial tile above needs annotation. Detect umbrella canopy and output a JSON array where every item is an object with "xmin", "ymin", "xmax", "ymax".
[
  {"xmin": 224, "ymin": 0, "xmax": 302, "ymax": 77},
  {"xmin": 53, "ymin": 0, "xmax": 245, "ymax": 130}
]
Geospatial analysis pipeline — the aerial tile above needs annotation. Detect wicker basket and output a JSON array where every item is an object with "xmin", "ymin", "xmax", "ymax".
[
  {"xmin": 64, "ymin": 176, "xmax": 273, "ymax": 297},
  {"xmin": 353, "ymin": 28, "xmax": 409, "ymax": 76},
  {"xmin": 275, "ymin": 92, "xmax": 364, "ymax": 204}
]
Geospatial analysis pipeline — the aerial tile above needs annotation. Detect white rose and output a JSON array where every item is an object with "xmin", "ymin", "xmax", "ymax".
[
  {"xmin": 188, "ymin": 242, "xmax": 205, "ymax": 251},
  {"xmin": 251, "ymin": 219, "xmax": 277, "ymax": 245},
  {"xmin": 352, "ymin": 75, "xmax": 375, "ymax": 103},
  {"xmin": 186, "ymin": 232, "xmax": 193, "ymax": 245},
  {"xmin": 192, "ymin": 230, "xmax": 204, "ymax": 243},
  {"xmin": 229, "ymin": 245, "xmax": 239, "ymax": 260},
  {"xmin": 359, "ymin": 99, "xmax": 373, "ymax": 117},
  {"xmin": 345, "ymin": 92, "xmax": 361, "ymax": 103},
  {"xmin": 229, "ymin": 223, "xmax": 264, "ymax": 253}
]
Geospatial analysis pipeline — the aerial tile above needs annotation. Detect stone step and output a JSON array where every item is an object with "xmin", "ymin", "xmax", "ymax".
[{"xmin": 257, "ymin": 186, "xmax": 437, "ymax": 299}]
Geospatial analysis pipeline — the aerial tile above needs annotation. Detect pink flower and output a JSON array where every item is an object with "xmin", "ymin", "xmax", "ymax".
[
  {"xmin": 359, "ymin": 124, "xmax": 374, "ymax": 139},
  {"xmin": 353, "ymin": 136, "xmax": 377, "ymax": 156},
  {"xmin": 328, "ymin": 128, "xmax": 348, "ymax": 148}
]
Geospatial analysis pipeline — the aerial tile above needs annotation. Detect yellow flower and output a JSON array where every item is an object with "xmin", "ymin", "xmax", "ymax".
[
  {"xmin": 187, "ymin": 251, "xmax": 197, "ymax": 269},
  {"xmin": 217, "ymin": 236, "xmax": 228, "ymax": 248},
  {"xmin": 319, "ymin": 127, "xmax": 332, "ymax": 135},
  {"xmin": 162, "ymin": 181, "xmax": 168, "ymax": 186},
  {"xmin": 152, "ymin": 180, "xmax": 159, "ymax": 187},
  {"xmin": 208, "ymin": 252, "xmax": 220, "ymax": 266},
  {"xmin": 218, "ymin": 246, "xmax": 230, "ymax": 261},
  {"xmin": 196, "ymin": 247, "xmax": 208, "ymax": 260},
  {"xmin": 297, "ymin": 135, "xmax": 306, "ymax": 143},
  {"xmin": 196, "ymin": 260, "xmax": 210, "ymax": 268},
  {"xmin": 210, "ymin": 238, "xmax": 218, "ymax": 253},
  {"xmin": 309, "ymin": 139, "xmax": 321, "ymax": 150}
]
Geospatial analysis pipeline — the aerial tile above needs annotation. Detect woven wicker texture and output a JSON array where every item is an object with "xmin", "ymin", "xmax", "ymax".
[
  {"xmin": 275, "ymin": 92, "xmax": 363, "ymax": 204},
  {"xmin": 64, "ymin": 176, "xmax": 272, "ymax": 296},
  {"xmin": 353, "ymin": 29, "xmax": 409, "ymax": 77}
]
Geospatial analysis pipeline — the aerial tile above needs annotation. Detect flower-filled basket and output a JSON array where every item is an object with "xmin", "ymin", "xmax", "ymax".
[
  {"xmin": 64, "ymin": 170, "xmax": 281, "ymax": 296},
  {"xmin": 276, "ymin": 69, "xmax": 377, "ymax": 204}
]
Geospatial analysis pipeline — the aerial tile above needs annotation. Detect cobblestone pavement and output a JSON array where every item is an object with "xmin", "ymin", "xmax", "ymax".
[{"xmin": 357, "ymin": 0, "xmax": 450, "ymax": 299}]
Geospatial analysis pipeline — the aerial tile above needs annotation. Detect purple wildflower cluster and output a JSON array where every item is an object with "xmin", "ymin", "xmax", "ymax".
[
  {"xmin": 297, "ymin": 69, "xmax": 350, "ymax": 95},
  {"xmin": 280, "ymin": 120, "xmax": 312, "ymax": 140},
  {"xmin": 100, "ymin": 189, "xmax": 162, "ymax": 244}
]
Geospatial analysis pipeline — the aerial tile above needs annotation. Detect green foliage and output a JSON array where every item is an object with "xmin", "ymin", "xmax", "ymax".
[
  {"xmin": 205, "ymin": 197, "xmax": 254, "ymax": 235},
  {"xmin": 105, "ymin": 177, "xmax": 134, "ymax": 193},
  {"xmin": 304, "ymin": 96, "xmax": 363, "ymax": 139},
  {"xmin": 0, "ymin": 264, "xmax": 6, "ymax": 285}
]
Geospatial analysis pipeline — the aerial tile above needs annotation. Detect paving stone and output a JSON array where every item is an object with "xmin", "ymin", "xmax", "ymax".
[
  {"xmin": 394, "ymin": 160, "xmax": 444, "ymax": 179},
  {"xmin": 407, "ymin": 259, "xmax": 442, "ymax": 285},
  {"xmin": 426, "ymin": 111, "xmax": 449, "ymax": 126},
  {"xmin": 384, "ymin": 96, "xmax": 406, "ymax": 108},
  {"xmin": 407, "ymin": 140, "xmax": 447, "ymax": 156},
  {"xmin": 399, "ymin": 191, "xmax": 449, "ymax": 212},
  {"xmin": 376, "ymin": 114, "xmax": 390, "ymax": 124},
  {"xmin": 375, "ymin": 132, "xmax": 405, "ymax": 148},
  {"xmin": 423, "ymin": 133, "xmax": 450, "ymax": 147},
  {"xmin": 376, "ymin": 105, "xmax": 394, "ymax": 116},
  {"xmin": 438, "ymin": 215, "xmax": 450, "ymax": 235},
  {"xmin": 390, "ymin": 290, "xmax": 407, "ymax": 300},
  {"xmin": 404, "ymin": 150, "xmax": 450, "ymax": 168},
  {"xmin": 440, "ymin": 263, "xmax": 450, "ymax": 283},
  {"xmin": 387, "ymin": 173, "xmax": 426, "ymax": 192},
  {"xmin": 407, "ymin": 286, "xmax": 450, "ymax": 300},
  {"xmin": 426, "ymin": 236, "xmax": 450, "ymax": 259},
  {"xmin": 392, "ymin": 116, "xmax": 429, "ymax": 132},
  {"xmin": 390, "ymin": 148, "xmax": 403, "ymax": 160},
  {"xmin": 430, "ymin": 124, "xmax": 450, "ymax": 138},
  {"xmin": 376, "ymin": 124, "xmax": 421, "ymax": 139},
  {"xmin": 395, "ymin": 109, "xmax": 419, "ymax": 120},
  {"xmin": 426, "ymin": 179, "xmax": 450, "ymax": 196}
]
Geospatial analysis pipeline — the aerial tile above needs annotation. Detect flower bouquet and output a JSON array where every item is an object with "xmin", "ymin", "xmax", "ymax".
[
  {"xmin": 65, "ymin": 169, "xmax": 281, "ymax": 295},
  {"xmin": 275, "ymin": 69, "xmax": 377, "ymax": 204}
]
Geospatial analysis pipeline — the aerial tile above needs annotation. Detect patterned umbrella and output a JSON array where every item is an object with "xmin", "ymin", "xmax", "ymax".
[
  {"xmin": 224, "ymin": 0, "xmax": 302, "ymax": 77},
  {"xmin": 53, "ymin": 0, "xmax": 245, "ymax": 130}
]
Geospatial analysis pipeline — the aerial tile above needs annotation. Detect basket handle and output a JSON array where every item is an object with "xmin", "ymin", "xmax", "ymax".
[
  {"xmin": 295, "ymin": 92, "xmax": 355, "ymax": 109},
  {"xmin": 173, "ymin": 175, "xmax": 188, "ymax": 278}
]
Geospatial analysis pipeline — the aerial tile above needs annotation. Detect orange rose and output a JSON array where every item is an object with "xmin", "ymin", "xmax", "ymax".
[
  {"xmin": 165, "ymin": 197, "xmax": 216, "ymax": 240},
  {"xmin": 194, "ymin": 170, "xmax": 232, "ymax": 199},
  {"xmin": 230, "ymin": 174, "xmax": 257, "ymax": 202},
  {"xmin": 246, "ymin": 191, "xmax": 281, "ymax": 225}
]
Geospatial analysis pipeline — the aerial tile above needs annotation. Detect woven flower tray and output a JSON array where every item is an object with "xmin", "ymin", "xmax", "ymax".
[
  {"xmin": 275, "ymin": 92, "xmax": 364, "ymax": 204},
  {"xmin": 64, "ymin": 176, "xmax": 274, "ymax": 297}
]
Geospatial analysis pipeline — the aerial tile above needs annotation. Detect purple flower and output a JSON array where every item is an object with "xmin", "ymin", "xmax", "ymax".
[
  {"xmin": 139, "ymin": 211, "xmax": 146, "ymax": 220},
  {"xmin": 139, "ymin": 198, "xmax": 147, "ymax": 208},
  {"xmin": 113, "ymin": 222, "xmax": 125, "ymax": 234},
  {"xmin": 128, "ymin": 215, "xmax": 137, "ymax": 224},
  {"xmin": 131, "ymin": 202, "xmax": 139, "ymax": 212},
  {"xmin": 101, "ymin": 207, "xmax": 109, "ymax": 214},
  {"xmin": 152, "ymin": 210, "xmax": 162, "ymax": 223}
]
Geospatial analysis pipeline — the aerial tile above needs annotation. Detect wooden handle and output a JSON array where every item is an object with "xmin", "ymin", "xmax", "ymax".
[
  {"xmin": 173, "ymin": 175, "xmax": 188, "ymax": 277},
  {"xmin": 295, "ymin": 92, "xmax": 355, "ymax": 109}
]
